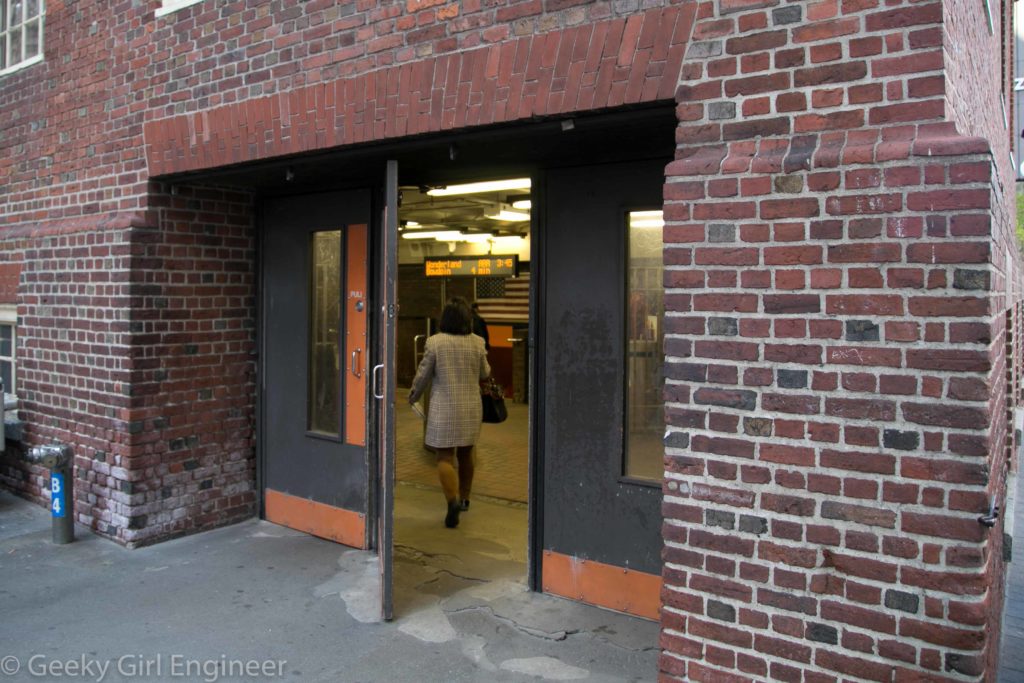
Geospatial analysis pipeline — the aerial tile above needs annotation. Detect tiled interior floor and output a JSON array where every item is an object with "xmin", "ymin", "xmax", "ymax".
[{"xmin": 395, "ymin": 391, "xmax": 529, "ymax": 504}]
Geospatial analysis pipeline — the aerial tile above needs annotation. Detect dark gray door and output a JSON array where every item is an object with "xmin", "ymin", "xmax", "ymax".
[
  {"xmin": 375, "ymin": 161, "xmax": 398, "ymax": 620},
  {"xmin": 263, "ymin": 190, "xmax": 372, "ymax": 547},
  {"xmin": 541, "ymin": 159, "xmax": 666, "ymax": 575}
]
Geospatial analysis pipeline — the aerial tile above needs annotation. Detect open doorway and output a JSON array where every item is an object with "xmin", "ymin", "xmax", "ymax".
[{"xmin": 390, "ymin": 176, "xmax": 533, "ymax": 616}]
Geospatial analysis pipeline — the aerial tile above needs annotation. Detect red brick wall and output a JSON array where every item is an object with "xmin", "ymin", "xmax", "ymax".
[
  {"xmin": 143, "ymin": 4, "xmax": 695, "ymax": 174},
  {"xmin": 115, "ymin": 185, "xmax": 258, "ymax": 546},
  {"xmin": 659, "ymin": 0, "xmax": 1017, "ymax": 680},
  {"xmin": 1, "ymin": 1, "xmax": 1022, "ymax": 679},
  {"xmin": 944, "ymin": 0, "xmax": 1013, "ymax": 165},
  {"xmin": 0, "ymin": 188, "xmax": 257, "ymax": 547},
  {"xmin": 0, "ymin": 1, "xmax": 149, "ymax": 225},
  {"xmin": 0, "ymin": 215, "xmax": 155, "ymax": 531},
  {"xmin": 0, "ymin": 263, "xmax": 22, "ymax": 304},
  {"xmin": 141, "ymin": 0, "xmax": 687, "ymax": 121}
]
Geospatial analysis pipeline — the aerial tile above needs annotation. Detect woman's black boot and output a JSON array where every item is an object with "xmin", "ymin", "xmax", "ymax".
[{"xmin": 445, "ymin": 501, "xmax": 461, "ymax": 528}]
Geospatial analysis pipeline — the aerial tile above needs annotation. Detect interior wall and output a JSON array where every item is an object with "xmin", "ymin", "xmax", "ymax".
[{"xmin": 398, "ymin": 236, "xmax": 531, "ymax": 265}]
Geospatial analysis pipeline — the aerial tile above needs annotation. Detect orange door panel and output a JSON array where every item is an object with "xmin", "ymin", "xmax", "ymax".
[{"xmin": 345, "ymin": 224, "xmax": 368, "ymax": 446}]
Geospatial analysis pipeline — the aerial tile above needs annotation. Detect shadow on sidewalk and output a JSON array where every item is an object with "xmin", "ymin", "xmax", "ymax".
[{"xmin": 0, "ymin": 488, "xmax": 658, "ymax": 682}]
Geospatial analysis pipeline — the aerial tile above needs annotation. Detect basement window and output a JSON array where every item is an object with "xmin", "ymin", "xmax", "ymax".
[
  {"xmin": 0, "ymin": 0, "xmax": 44, "ymax": 76},
  {"xmin": 0, "ymin": 306, "xmax": 15, "ymax": 400}
]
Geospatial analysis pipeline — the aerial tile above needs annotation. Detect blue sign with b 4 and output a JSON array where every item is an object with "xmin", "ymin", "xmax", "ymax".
[{"xmin": 51, "ymin": 473, "xmax": 66, "ymax": 518}]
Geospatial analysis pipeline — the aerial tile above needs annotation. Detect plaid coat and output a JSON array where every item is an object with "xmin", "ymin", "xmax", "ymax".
[{"xmin": 410, "ymin": 332, "xmax": 491, "ymax": 448}]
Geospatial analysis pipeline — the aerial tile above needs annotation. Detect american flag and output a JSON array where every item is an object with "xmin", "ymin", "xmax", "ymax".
[{"xmin": 476, "ymin": 273, "xmax": 530, "ymax": 323}]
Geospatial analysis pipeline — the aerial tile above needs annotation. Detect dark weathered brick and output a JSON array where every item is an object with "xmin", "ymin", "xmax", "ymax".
[
  {"xmin": 772, "ymin": 5, "xmax": 802, "ymax": 24},
  {"xmin": 883, "ymin": 429, "xmax": 920, "ymax": 451},
  {"xmin": 739, "ymin": 515, "xmax": 768, "ymax": 535},
  {"xmin": 665, "ymin": 432, "xmax": 691, "ymax": 449},
  {"xmin": 953, "ymin": 269, "xmax": 990, "ymax": 290},
  {"xmin": 777, "ymin": 369, "xmax": 808, "ymax": 389},
  {"xmin": 707, "ymin": 599, "xmax": 737, "ymax": 622},
  {"xmin": 845, "ymin": 320, "xmax": 880, "ymax": 342},
  {"xmin": 806, "ymin": 623, "xmax": 838, "ymax": 644},
  {"xmin": 707, "ymin": 509, "xmax": 736, "ymax": 530},
  {"xmin": 743, "ymin": 417, "xmax": 773, "ymax": 436},
  {"xmin": 884, "ymin": 590, "xmax": 919, "ymax": 613},
  {"xmin": 709, "ymin": 317, "xmax": 739, "ymax": 335}
]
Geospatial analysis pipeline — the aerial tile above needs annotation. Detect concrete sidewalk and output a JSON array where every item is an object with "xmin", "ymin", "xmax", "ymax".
[
  {"xmin": 0, "ymin": 487, "xmax": 658, "ymax": 682},
  {"xmin": 999, "ymin": 469, "xmax": 1024, "ymax": 682}
]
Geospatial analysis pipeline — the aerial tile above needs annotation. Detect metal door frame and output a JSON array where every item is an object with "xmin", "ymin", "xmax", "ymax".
[{"xmin": 527, "ymin": 170, "xmax": 545, "ymax": 591}]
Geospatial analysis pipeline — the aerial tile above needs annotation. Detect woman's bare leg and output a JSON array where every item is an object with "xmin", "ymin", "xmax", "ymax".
[{"xmin": 436, "ymin": 448, "xmax": 459, "ymax": 503}]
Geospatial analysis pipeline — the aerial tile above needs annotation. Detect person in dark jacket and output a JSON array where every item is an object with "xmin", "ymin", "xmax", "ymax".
[{"xmin": 470, "ymin": 301, "xmax": 490, "ymax": 351}]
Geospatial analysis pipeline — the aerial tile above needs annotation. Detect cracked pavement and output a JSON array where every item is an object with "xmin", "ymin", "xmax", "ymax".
[{"xmin": 0, "ymin": 485, "xmax": 658, "ymax": 682}]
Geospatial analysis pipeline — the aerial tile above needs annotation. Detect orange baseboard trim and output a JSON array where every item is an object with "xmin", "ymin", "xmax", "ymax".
[
  {"xmin": 264, "ymin": 489, "xmax": 366, "ymax": 549},
  {"xmin": 542, "ymin": 550, "xmax": 662, "ymax": 621}
]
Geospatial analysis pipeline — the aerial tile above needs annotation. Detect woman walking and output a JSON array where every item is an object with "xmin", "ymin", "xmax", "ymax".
[{"xmin": 409, "ymin": 297, "xmax": 491, "ymax": 528}]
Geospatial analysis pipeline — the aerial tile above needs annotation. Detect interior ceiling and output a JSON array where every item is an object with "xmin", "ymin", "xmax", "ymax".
[
  {"xmin": 398, "ymin": 185, "xmax": 532, "ymax": 237},
  {"xmin": 158, "ymin": 103, "xmax": 679, "ymax": 200}
]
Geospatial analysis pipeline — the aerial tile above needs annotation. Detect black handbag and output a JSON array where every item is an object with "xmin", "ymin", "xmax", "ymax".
[{"xmin": 481, "ymin": 378, "xmax": 508, "ymax": 424}]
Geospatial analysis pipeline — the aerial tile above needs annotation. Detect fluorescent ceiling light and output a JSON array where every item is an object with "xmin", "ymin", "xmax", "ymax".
[
  {"xmin": 490, "ymin": 235, "xmax": 525, "ymax": 244},
  {"xmin": 511, "ymin": 199, "xmax": 532, "ymax": 210},
  {"xmin": 457, "ymin": 233, "xmax": 492, "ymax": 243},
  {"xmin": 486, "ymin": 209, "xmax": 530, "ymax": 222},
  {"xmin": 400, "ymin": 231, "xmax": 499, "ymax": 243},
  {"xmin": 404, "ymin": 220, "xmax": 420, "ymax": 228},
  {"xmin": 426, "ymin": 178, "xmax": 531, "ymax": 197},
  {"xmin": 401, "ymin": 230, "xmax": 463, "ymax": 240}
]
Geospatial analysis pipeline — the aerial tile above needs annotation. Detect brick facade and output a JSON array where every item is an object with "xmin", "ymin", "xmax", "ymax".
[
  {"xmin": 0, "ymin": 0, "xmax": 1020, "ymax": 679},
  {"xmin": 0, "ymin": 194, "xmax": 256, "ymax": 546},
  {"xmin": 143, "ymin": 5, "xmax": 695, "ymax": 174},
  {"xmin": 659, "ymin": 0, "xmax": 1019, "ymax": 680}
]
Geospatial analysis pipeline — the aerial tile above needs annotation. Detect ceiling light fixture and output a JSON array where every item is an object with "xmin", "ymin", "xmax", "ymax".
[
  {"xmin": 485, "ymin": 208, "xmax": 530, "ymax": 222},
  {"xmin": 426, "ymin": 178, "xmax": 531, "ymax": 197},
  {"xmin": 401, "ymin": 230, "xmax": 464, "ymax": 240},
  {"xmin": 511, "ymin": 199, "xmax": 532, "ymax": 210},
  {"xmin": 490, "ymin": 235, "xmax": 526, "ymax": 244},
  {"xmin": 456, "ymin": 233, "xmax": 492, "ymax": 243}
]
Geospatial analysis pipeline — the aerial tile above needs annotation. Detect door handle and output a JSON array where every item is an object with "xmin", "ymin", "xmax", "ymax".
[
  {"xmin": 351, "ymin": 348, "xmax": 362, "ymax": 378},
  {"xmin": 372, "ymin": 364, "xmax": 384, "ymax": 399}
]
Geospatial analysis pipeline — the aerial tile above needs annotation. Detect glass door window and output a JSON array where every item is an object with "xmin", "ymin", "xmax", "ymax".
[
  {"xmin": 624, "ymin": 210, "xmax": 664, "ymax": 481},
  {"xmin": 309, "ymin": 230, "xmax": 342, "ymax": 436}
]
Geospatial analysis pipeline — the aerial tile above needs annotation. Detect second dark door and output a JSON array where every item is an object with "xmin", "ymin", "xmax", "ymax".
[{"xmin": 262, "ymin": 190, "xmax": 371, "ymax": 547}]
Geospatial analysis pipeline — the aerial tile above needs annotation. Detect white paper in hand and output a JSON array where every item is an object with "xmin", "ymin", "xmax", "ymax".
[{"xmin": 411, "ymin": 400, "xmax": 426, "ymax": 420}]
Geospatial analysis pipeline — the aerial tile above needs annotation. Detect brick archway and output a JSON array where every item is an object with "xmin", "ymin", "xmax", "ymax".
[{"xmin": 143, "ymin": 4, "xmax": 698, "ymax": 176}]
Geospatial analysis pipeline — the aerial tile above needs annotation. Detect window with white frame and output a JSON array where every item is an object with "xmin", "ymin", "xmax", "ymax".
[
  {"xmin": 1, "ymin": 0, "xmax": 44, "ymax": 73},
  {"xmin": 0, "ymin": 307, "xmax": 15, "ymax": 398}
]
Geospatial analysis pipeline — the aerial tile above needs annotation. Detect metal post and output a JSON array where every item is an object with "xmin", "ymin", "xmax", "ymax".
[{"xmin": 27, "ymin": 444, "xmax": 74, "ymax": 544}]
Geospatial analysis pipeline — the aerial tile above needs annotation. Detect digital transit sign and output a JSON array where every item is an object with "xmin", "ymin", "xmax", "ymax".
[{"xmin": 424, "ymin": 256, "xmax": 518, "ymax": 277}]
